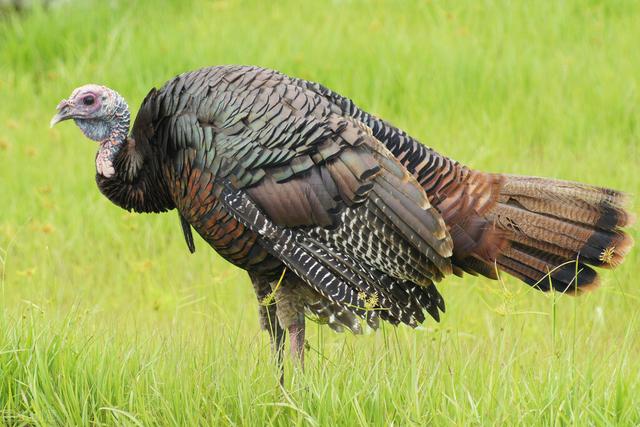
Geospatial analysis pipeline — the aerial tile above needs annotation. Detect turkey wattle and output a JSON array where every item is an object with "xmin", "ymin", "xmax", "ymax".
[{"xmin": 51, "ymin": 65, "xmax": 634, "ymax": 366}]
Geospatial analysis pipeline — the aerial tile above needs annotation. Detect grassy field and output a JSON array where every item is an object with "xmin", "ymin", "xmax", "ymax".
[{"xmin": 0, "ymin": 0, "xmax": 639, "ymax": 425}]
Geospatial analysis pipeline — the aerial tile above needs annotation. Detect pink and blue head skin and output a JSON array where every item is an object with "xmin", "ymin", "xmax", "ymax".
[{"xmin": 51, "ymin": 84, "xmax": 130, "ymax": 177}]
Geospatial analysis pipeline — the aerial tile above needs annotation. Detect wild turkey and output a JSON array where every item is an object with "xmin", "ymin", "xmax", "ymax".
[{"xmin": 51, "ymin": 65, "xmax": 634, "ymax": 366}]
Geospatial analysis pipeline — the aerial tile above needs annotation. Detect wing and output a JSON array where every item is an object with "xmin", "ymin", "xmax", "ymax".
[{"xmin": 285, "ymin": 75, "xmax": 510, "ymax": 278}]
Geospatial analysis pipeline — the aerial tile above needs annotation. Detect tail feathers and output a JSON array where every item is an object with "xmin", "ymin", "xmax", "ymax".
[
  {"xmin": 497, "ymin": 245, "xmax": 599, "ymax": 293},
  {"xmin": 489, "ymin": 203, "xmax": 633, "ymax": 268},
  {"xmin": 500, "ymin": 175, "xmax": 634, "ymax": 227},
  {"xmin": 480, "ymin": 174, "xmax": 634, "ymax": 292}
]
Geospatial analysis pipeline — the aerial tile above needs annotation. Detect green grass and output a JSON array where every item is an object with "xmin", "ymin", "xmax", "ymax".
[{"xmin": 0, "ymin": 0, "xmax": 639, "ymax": 424}]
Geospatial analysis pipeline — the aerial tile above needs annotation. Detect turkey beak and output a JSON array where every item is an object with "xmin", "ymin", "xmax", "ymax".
[{"xmin": 50, "ymin": 99, "xmax": 72, "ymax": 128}]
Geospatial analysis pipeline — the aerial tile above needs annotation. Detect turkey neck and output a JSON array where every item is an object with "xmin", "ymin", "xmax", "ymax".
[
  {"xmin": 95, "ymin": 98, "xmax": 174, "ymax": 214},
  {"xmin": 95, "ymin": 97, "xmax": 130, "ymax": 179}
]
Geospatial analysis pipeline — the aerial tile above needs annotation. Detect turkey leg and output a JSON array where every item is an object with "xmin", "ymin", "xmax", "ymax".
[
  {"xmin": 249, "ymin": 273, "xmax": 286, "ymax": 375},
  {"xmin": 288, "ymin": 318, "xmax": 305, "ymax": 367}
]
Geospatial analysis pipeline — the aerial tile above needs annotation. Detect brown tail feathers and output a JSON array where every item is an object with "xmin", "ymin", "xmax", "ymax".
[{"xmin": 441, "ymin": 173, "xmax": 634, "ymax": 293}]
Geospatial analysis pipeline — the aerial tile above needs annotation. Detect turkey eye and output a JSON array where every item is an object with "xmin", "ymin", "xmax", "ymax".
[{"xmin": 82, "ymin": 96, "xmax": 95, "ymax": 106}]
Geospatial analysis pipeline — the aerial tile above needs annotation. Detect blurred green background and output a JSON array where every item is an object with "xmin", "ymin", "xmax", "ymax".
[{"xmin": 0, "ymin": 0, "xmax": 638, "ymax": 425}]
